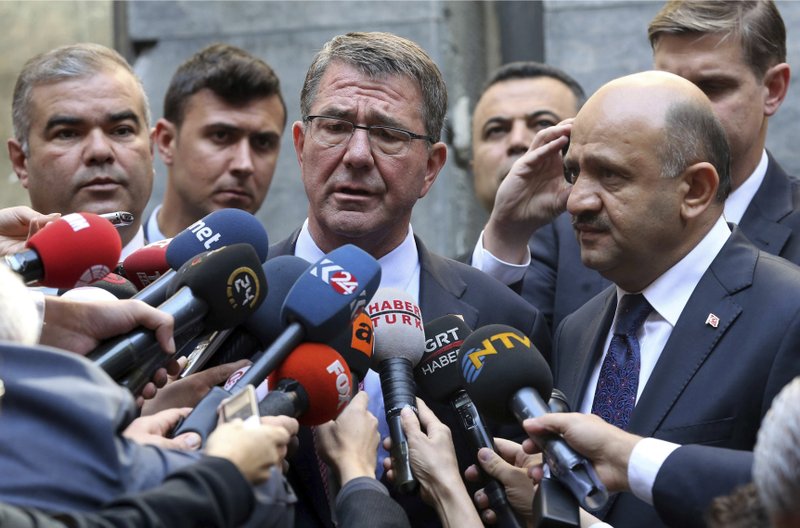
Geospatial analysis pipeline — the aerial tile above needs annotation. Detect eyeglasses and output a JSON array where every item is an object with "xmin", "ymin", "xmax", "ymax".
[{"xmin": 304, "ymin": 115, "xmax": 434, "ymax": 156}]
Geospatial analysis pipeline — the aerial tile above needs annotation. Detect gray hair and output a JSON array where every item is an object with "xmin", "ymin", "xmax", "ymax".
[
  {"xmin": 658, "ymin": 99, "xmax": 731, "ymax": 201},
  {"xmin": 300, "ymin": 32, "xmax": 447, "ymax": 143},
  {"xmin": 12, "ymin": 43, "xmax": 151, "ymax": 154},
  {"xmin": 753, "ymin": 376, "xmax": 800, "ymax": 523}
]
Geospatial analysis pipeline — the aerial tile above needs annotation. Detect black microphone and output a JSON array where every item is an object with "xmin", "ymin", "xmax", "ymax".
[
  {"xmin": 416, "ymin": 315, "xmax": 523, "ymax": 528},
  {"xmin": 88, "ymin": 244, "xmax": 266, "ymax": 387},
  {"xmin": 459, "ymin": 325, "xmax": 608, "ymax": 513},
  {"xmin": 366, "ymin": 288, "xmax": 425, "ymax": 495},
  {"xmin": 326, "ymin": 310, "xmax": 374, "ymax": 389}
]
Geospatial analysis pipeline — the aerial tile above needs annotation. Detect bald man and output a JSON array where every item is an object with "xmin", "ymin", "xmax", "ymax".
[{"xmin": 510, "ymin": 71, "xmax": 800, "ymax": 527}]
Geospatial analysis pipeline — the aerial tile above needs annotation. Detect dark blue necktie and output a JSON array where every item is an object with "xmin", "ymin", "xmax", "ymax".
[{"xmin": 591, "ymin": 293, "xmax": 653, "ymax": 430}]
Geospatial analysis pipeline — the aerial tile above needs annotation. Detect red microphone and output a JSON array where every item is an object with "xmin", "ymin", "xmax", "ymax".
[
  {"xmin": 265, "ymin": 343, "xmax": 353, "ymax": 425},
  {"xmin": 3, "ymin": 212, "xmax": 121, "ymax": 288},
  {"xmin": 120, "ymin": 238, "xmax": 172, "ymax": 290}
]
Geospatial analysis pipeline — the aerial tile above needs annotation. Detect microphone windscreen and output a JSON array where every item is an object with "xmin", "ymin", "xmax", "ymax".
[
  {"xmin": 366, "ymin": 287, "xmax": 424, "ymax": 366},
  {"xmin": 169, "ymin": 243, "xmax": 267, "ymax": 330},
  {"xmin": 27, "ymin": 212, "xmax": 121, "ymax": 288},
  {"xmin": 58, "ymin": 272, "xmax": 138, "ymax": 299},
  {"xmin": 415, "ymin": 315, "xmax": 472, "ymax": 402},
  {"xmin": 281, "ymin": 244, "xmax": 381, "ymax": 342},
  {"xmin": 165, "ymin": 209, "xmax": 269, "ymax": 269},
  {"xmin": 326, "ymin": 311, "xmax": 374, "ymax": 381},
  {"xmin": 59, "ymin": 286, "xmax": 119, "ymax": 302},
  {"xmin": 268, "ymin": 343, "xmax": 352, "ymax": 425},
  {"xmin": 122, "ymin": 239, "xmax": 171, "ymax": 289},
  {"xmin": 244, "ymin": 256, "xmax": 310, "ymax": 346},
  {"xmin": 459, "ymin": 324, "xmax": 552, "ymax": 423}
]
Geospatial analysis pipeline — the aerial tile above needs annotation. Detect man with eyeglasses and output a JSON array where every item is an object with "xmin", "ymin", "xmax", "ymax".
[{"xmin": 269, "ymin": 31, "xmax": 551, "ymax": 528}]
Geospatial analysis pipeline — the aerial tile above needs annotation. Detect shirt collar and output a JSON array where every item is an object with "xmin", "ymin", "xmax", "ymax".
[
  {"xmin": 120, "ymin": 226, "xmax": 146, "ymax": 261},
  {"xmin": 620, "ymin": 215, "xmax": 731, "ymax": 327},
  {"xmin": 723, "ymin": 149, "xmax": 768, "ymax": 224},
  {"xmin": 145, "ymin": 204, "xmax": 167, "ymax": 244}
]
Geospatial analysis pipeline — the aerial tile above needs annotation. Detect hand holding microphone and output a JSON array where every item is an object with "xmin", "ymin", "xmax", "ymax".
[{"xmin": 459, "ymin": 325, "xmax": 608, "ymax": 513}]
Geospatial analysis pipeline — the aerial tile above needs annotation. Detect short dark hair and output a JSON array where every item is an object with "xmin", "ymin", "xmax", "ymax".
[
  {"xmin": 648, "ymin": 0, "xmax": 786, "ymax": 78},
  {"xmin": 300, "ymin": 32, "xmax": 447, "ymax": 143},
  {"xmin": 659, "ymin": 98, "xmax": 731, "ymax": 201},
  {"xmin": 163, "ymin": 43, "xmax": 286, "ymax": 128},
  {"xmin": 479, "ymin": 61, "xmax": 586, "ymax": 109}
]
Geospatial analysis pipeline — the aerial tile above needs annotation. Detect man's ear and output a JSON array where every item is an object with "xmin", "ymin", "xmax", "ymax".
[
  {"xmin": 8, "ymin": 138, "xmax": 29, "ymax": 189},
  {"xmin": 763, "ymin": 62, "xmax": 790, "ymax": 117},
  {"xmin": 419, "ymin": 142, "xmax": 448, "ymax": 199},
  {"xmin": 679, "ymin": 161, "xmax": 719, "ymax": 220},
  {"xmin": 153, "ymin": 118, "xmax": 177, "ymax": 166},
  {"xmin": 292, "ymin": 121, "xmax": 306, "ymax": 170}
]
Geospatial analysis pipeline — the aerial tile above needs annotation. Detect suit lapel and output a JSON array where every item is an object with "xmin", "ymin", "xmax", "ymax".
[
  {"xmin": 415, "ymin": 237, "xmax": 479, "ymax": 327},
  {"xmin": 739, "ymin": 154, "xmax": 793, "ymax": 255},
  {"xmin": 562, "ymin": 291, "xmax": 616, "ymax": 411},
  {"xmin": 627, "ymin": 229, "xmax": 756, "ymax": 436}
]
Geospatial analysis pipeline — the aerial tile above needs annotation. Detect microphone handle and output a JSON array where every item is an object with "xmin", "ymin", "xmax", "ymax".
[
  {"xmin": 171, "ymin": 385, "xmax": 230, "ymax": 442},
  {"xmin": 88, "ymin": 287, "xmax": 207, "ymax": 379},
  {"xmin": 120, "ymin": 319, "xmax": 208, "ymax": 395},
  {"xmin": 451, "ymin": 391, "xmax": 523, "ymax": 528},
  {"xmin": 4, "ymin": 249, "xmax": 43, "ymax": 284},
  {"xmin": 379, "ymin": 357, "xmax": 418, "ymax": 494},
  {"xmin": 132, "ymin": 268, "xmax": 176, "ymax": 306},
  {"xmin": 232, "ymin": 322, "xmax": 304, "ymax": 390},
  {"xmin": 510, "ymin": 387, "xmax": 608, "ymax": 512},
  {"xmin": 258, "ymin": 380, "xmax": 309, "ymax": 418}
]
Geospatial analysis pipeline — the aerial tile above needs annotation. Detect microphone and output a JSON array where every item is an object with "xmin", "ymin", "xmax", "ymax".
[
  {"xmin": 416, "ymin": 315, "xmax": 523, "ymax": 528},
  {"xmin": 88, "ymin": 243, "xmax": 266, "ymax": 385},
  {"xmin": 119, "ymin": 238, "xmax": 171, "ymax": 290},
  {"xmin": 171, "ymin": 245, "xmax": 380, "ymax": 442},
  {"xmin": 233, "ymin": 244, "xmax": 381, "ymax": 388},
  {"xmin": 459, "ymin": 325, "xmax": 608, "ymax": 512},
  {"xmin": 263, "ymin": 342, "xmax": 353, "ymax": 425},
  {"xmin": 3, "ymin": 212, "xmax": 121, "ymax": 288},
  {"xmin": 366, "ymin": 288, "xmax": 424, "ymax": 494},
  {"xmin": 133, "ymin": 208, "xmax": 269, "ymax": 306},
  {"xmin": 58, "ymin": 272, "xmax": 139, "ymax": 299},
  {"xmin": 326, "ymin": 310, "xmax": 374, "ymax": 388}
]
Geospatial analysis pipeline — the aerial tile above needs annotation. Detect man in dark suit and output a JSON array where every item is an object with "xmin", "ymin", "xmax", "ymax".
[
  {"xmin": 475, "ymin": 0, "xmax": 799, "ymax": 334},
  {"xmin": 551, "ymin": 70, "xmax": 800, "ymax": 527},
  {"xmin": 270, "ymin": 31, "xmax": 551, "ymax": 527}
]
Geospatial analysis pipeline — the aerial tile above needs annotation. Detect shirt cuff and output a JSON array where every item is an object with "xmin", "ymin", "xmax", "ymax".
[
  {"xmin": 471, "ymin": 230, "xmax": 530, "ymax": 286},
  {"xmin": 628, "ymin": 437, "xmax": 681, "ymax": 505},
  {"xmin": 588, "ymin": 523, "xmax": 615, "ymax": 528}
]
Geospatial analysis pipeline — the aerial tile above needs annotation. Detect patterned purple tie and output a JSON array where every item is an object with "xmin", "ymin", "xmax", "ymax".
[{"xmin": 591, "ymin": 293, "xmax": 653, "ymax": 430}]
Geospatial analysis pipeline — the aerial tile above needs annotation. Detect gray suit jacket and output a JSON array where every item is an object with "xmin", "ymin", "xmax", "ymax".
[
  {"xmin": 525, "ymin": 153, "xmax": 800, "ymax": 333},
  {"xmin": 552, "ymin": 227, "xmax": 800, "ymax": 527}
]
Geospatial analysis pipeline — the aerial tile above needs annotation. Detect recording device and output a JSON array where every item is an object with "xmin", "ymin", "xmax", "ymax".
[
  {"xmin": 58, "ymin": 272, "xmax": 138, "ymax": 299},
  {"xmin": 3, "ymin": 212, "xmax": 121, "ymax": 288},
  {"xmin": 416, "ymin": 315, "xmax": 523, "ymax": 528},
  {"xmin": 326, "ymin": 310, "xmax": 374, "ymax": 388},
  {"xmin": 171, "ymin": 246, "xmax": 380, "ymax": 443},
  {"xmin": 367, "ymin": 288, "xmax": 425, "ymax": 495},
  {"xmin": 132, "ymin": 208, "xmax": 269, "ymax": 306},
  {"xmin": 233, "ymin": 244, "xmax": 381, "ymax": 388},
  {"xmin": 220, "ymin": 384, "xmax": 260, "ymax": 428},
  {"xmin": 119, "ymin": 239, "xmax": 171, "ymax": 290},
  {"xmin": 459, "ymin": 325, "xmax": 608, "ymax": 512},
  {"xmin": 99, "ymin": 211, "xmax": 134, "ymax": 228},
  {"xmin": 264, "ymin": 342, "xmax": 353, "ymax": 425},
  {"xmin": 89, "ymin": 243, "xmax": 266, "ymax": 386}
]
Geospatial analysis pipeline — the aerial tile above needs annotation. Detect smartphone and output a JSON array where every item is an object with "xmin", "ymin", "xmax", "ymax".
[
  {"xmin": 220, "ymin": 385, "xmax": 260, "ymax": 428},
  {"xmin": 99, "ymin": 211, "xmax": 134, "ymax": 228}
]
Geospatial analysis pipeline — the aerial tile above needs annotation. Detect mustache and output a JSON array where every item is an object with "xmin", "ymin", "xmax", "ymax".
[
  {"xmin": 75, "ymin": 167, "xmax": 127, "ymax": 187},
  {"xmin": 571, "ymin": 213, "xmax": 610, "ymax": 230}
]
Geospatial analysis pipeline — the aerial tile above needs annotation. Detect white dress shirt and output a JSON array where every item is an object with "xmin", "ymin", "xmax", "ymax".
[{"xmin": 295, "ymin": 219, "xmax": 421, "ymax": 476}]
